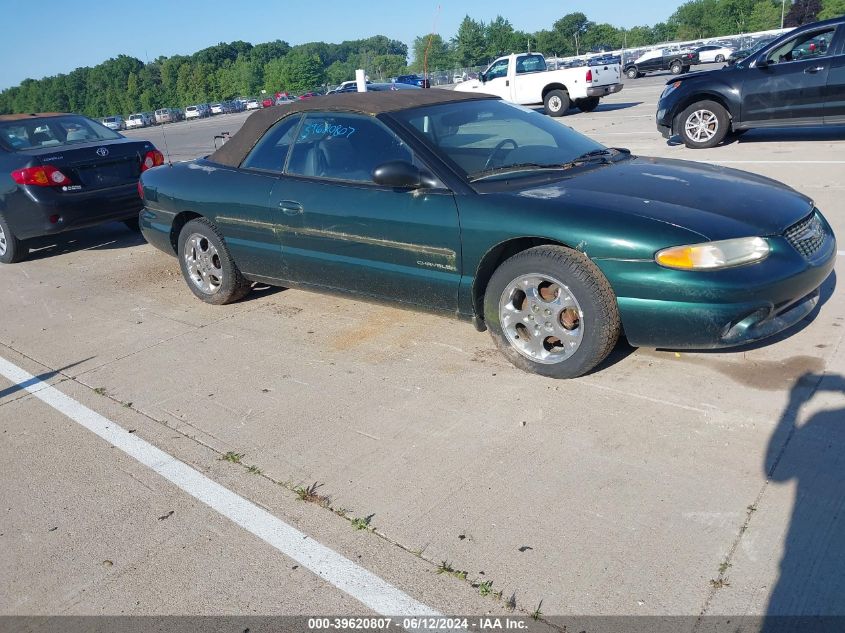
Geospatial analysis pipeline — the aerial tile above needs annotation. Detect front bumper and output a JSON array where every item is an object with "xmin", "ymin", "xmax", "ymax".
[
  {"xmin": 7, "ymin": 183, "xmax": 142, "ymax": 240},
  {"xmin": 594, "ymin": 229, "xmax": 837, "ymax": 349},
  {"xmin": 586, "ymin": 83, "xmax": 623, "ymax": 97}
]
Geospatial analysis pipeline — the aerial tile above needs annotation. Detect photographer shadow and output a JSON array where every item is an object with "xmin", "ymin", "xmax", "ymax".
[{"xmin": 762, "ymin": 372, "xmax": 845, "ymax": 631}]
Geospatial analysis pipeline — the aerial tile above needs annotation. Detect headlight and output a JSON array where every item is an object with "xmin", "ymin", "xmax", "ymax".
[
  {"xmin": 661, "ymin": 80, "xmax": 682, "ymax": 98},
  {"xmin": 655, "ymin": 237, "xmax": 770, "ymax": 270}
]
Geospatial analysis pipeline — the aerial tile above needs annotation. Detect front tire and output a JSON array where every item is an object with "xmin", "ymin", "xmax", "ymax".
[
  {"xmin": 576, "ymin": 97, "xmax": 600, "ymax": 112},
  {"xmin": 483, "ymin": 246, "xmax": 620, "ymax": 379},
  {"xmin": 678, "ymin": 100, "xmax": 729, "ymax": 149},
  {"xmin": 178, "ymin": 218, "xmax": 251, "ymax": 304},
  {"xmin": 0, "ymin": 213, "xmax": 27, "ymax": 264},
  {"xmin": 543, "ymin": 89, "xmax": 570, "ymax": 117}
]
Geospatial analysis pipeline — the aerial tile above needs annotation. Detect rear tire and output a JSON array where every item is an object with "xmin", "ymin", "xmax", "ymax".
[
  {"xmin": 576, "ymin": 97, "xmax": 601, "ymax": 112},
  {"xmin": 178, "ymin": 218, "xmax": 251, "ymax": 305},
  {"xmin": 678, "ymin": 100, "xmax": 729, "ymax": 149},
  {"xmin": 670, "ymin": 61, "xmax": 683, "ymax": 74},
  {"xmin": 543, "ymin": 89, "xmax": 570, "ymax": 117},
  {"xmin": 625, "ymin": 66, "xmax": 639, "ymax": 79},
  {"xmin": 484, "ymin": 245, "xmax": 620, "ymax": 379},
  {"xmin": 0, "ymin": 213, "xmax": 26, "ymax": 264}
]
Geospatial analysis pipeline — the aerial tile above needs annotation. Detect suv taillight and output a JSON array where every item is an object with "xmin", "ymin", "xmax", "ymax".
[
  {"xmin": 141, "ymin": 149, "xmax": 164, "ymax": 172},
  {"xmin": 585, "ymin": 69, "xmax": 593, "ymax": 83},
  {"xmin": 11, "ymin": 165, "xmax": 72, "ymax": 187}
]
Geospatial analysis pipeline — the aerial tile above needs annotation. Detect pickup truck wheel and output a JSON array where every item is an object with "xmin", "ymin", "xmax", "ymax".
[
  {"xmin": 0, "ymin": 213, "xmax": 27, "ymax": 264},
  {"xmin": 678, "ymin": 100, "xmax": 729, "ymax": 149},
  {"xmin": 543, "ymin": 90, "xmax": 570, "ymax": 117},
  {"xmin": 576, "ymin": 97, "xmax": 600, "ymax": 112},
  {"xmin": 625, "ymin": 67, "xmax": 639, "ymax": 79},
  {"xmin": 178, "ymin": 218, "xmax": 251, "ymax": 305},
  {"xmin": 484, "ymin": 246, "xmax": 620, "ymax": 379},
  {"xmin": 670, "ymin": 61, "xmax": 683, "ymax": 74}
]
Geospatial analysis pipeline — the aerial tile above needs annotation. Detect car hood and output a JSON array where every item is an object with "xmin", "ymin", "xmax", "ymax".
[
  {"xmin": 514, "ymin": 156, "xmax": 813, "ymax": 240},
  {"xmin": 665, "ymin": 68, "xmax": 722, "ymax": 84}
]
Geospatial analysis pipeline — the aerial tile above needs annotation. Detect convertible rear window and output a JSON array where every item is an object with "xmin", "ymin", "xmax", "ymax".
[{"xmin": 0, "ymin": 115, "xmax": 121, "ymax": 151}]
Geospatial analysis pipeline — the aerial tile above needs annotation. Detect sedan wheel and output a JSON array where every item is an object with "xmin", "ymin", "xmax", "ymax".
[
  {"xmin": 715, "ymin": 54, "xmax": 725, "ymax": 63},
  {"xmin": 678, "ymin": 100, "xmax": 729, "ymax": 149},
  {"xmin": 484, "ymin": 246, "xmax": 620, "ymax": 379},
  {"xmin": 0, "ymin": 213, "xmax": 26, "ymax": 264},
  {"xmin": 178, "ymin": 218, "xmax": 251, "ymax": 304}
]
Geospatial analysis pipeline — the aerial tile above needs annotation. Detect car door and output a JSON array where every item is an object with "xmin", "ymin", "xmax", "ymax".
[
  {"xmin": 480, "ymin": 58, "xmax": 512, "ymax": 100},
  {"xmin": 741, "ymin": 26, "xmax": 837, "ymax": 126},
  {"xmin": 269, "ymin": 111, "xmax": 462, "ymax": 312},
  {"xmin": 216, "ymin": 113, "xmax": 302, "ymax": 280},
  {"xmin": 824, "ymin": 24, "xmax": 845, "ymax": 124}
]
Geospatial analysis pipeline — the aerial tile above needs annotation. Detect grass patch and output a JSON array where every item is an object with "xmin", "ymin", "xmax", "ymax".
[{"xmin": 221, "ymin": 452, "xmax": 244, "ymax": 464}]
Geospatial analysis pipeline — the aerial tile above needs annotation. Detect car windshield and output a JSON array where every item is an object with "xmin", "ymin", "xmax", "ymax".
[
  {"xmin": 0, "ymin": 115, "xmax": 121, "ymax": 151},
  {"xmin": 392, "ymin": 99, "xmax": 608, "ymax": 181}
]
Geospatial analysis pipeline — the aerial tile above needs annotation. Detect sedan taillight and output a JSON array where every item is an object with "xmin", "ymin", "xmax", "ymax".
[
  {"xmin": 11, "ymin": 165, "xmax": 72, "ymax": 187},
  {"xmin": 141, "ymin": 149, "xmax": 165, "ymax": 172}
]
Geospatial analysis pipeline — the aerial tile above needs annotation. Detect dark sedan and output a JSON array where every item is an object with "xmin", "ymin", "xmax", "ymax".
[
  {"xmin": 656, "ymin": 16, "xmax": 845, "ymax": 148},
  {"xmin": 139, "ymin": 91, "xmax": 835, "ymax": 379},
  {"xmin": 0, "ymin": 113, "xmax": 164, "ymax": 263}
]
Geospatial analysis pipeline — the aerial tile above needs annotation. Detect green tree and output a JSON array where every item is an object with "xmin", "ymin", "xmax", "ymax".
[
  {"xmin": 279, "ymin": 51, "xmax": 325, "ymax": 92},
  {"xmin": 370, "ymin": 54, "xmax": 407, "ymax": 79},
  {"xmin": 485, "ymin": 15, "xmax": 518, "ymax": 58},
  {"xmin": 453, "ymin": 16, "xmax": 487, "ymax": 66},
  {"xmin": 553, "ymin": 12, "xmax": 594, "ymax": 54},
  {"xmin": 818, "ymin": 0, "xmax": 845, "ymax": 18},
  {"xmin": 410, "ymin": 34, "xmax": 452, "ymax": 72},
  {"xmin": 747, "ymin": 0, "xmax": 783, "ymax": 30}
]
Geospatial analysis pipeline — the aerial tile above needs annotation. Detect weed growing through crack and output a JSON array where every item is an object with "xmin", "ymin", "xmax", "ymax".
[
  {"xmin": 221, "ymin": 452, "xmax": 244, "ymax": 464},
  {"xmin": 710, "ymin": 578, "xmax": 731, "ymax": 589},
  {"xmin": 246, "ymin": 465, "xmax": 262, "ymax": 475},
  {"xmin": 718, "ymin": 561, "xmax": 732, "ymax": 574},
  {"xmin": 437, "ymin": 561, "xmax": 455, "ymax": 575},
  {"xmin": 294, "ymin": 482, "xmax": 331, "ymax": 508},
  {"xmin": 478, "ymin": 580, "xmax": 493, "ymax": 597},
  {"xmin": 531, "ymin": 600, "xmax": 543, "ymax": 620},
  {"xmin": 93, "ymin": 387, "xmax": 107, "ymax": 396},
  {"xmin": 351, "ymin": 515, "xmax": 374, "ymax": 531}
]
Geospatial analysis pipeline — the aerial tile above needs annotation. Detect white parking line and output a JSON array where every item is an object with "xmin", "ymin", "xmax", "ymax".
[{"xmin": 0, "ymin": 355, "xmax": 439, "ymax": 618}]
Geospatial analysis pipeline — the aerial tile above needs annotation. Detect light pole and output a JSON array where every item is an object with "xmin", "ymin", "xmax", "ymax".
[{"xmin": 781, "ymin": 0, "xmax": 786, "ymax": 29}]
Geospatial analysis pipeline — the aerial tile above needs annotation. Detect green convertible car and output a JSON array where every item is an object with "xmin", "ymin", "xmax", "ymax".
[{"xmin": 139, "ymin": 90, "xmax": 836, "ymax": 378}]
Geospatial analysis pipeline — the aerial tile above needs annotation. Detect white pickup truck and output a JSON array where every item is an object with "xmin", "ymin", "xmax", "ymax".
[{"xmin": 454, "ymin": 53, "xmax": 623, "ymax": 116}]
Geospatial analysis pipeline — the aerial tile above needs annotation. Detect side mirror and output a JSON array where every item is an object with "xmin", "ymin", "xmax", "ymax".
[
  {"xmin": 479, "ymin": 72, "xmax": 487, "ymax": 83},
  {"xmin": 372, "ymin": 161, "xmax": 438, "ymax": 189},
  {"xmin": 756, "ymin": 58, "xmax": 773, "ymax": 68}
]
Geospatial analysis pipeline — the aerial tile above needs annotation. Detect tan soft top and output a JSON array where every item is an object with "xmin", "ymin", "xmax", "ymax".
[
  {"xmin": 208, "ymin": 89, "xmax": 498, "ymax": 168},
  {"xmin": 0, "ymin": 112, "xmax": 71, "ymax": 122}
]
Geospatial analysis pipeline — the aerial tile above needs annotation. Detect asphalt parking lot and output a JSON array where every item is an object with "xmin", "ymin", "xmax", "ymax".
[{"xmin": 2, "ymin": 73, "xmax": 844, "ymax": 625}]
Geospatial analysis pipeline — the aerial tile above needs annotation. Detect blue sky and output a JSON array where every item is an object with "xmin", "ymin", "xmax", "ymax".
[{"xmin": 0, "ymin": 0, "xmax": 683, "ymax": 90}]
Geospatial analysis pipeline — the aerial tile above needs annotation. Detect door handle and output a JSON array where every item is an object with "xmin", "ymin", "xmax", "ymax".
[
  {"xmin": 804, "ymin": 66, "xmax": 825, "ymax": 74},
  {"xmin": 278, "ymin": 200, "xmax": 303, "ymax": 216},
  {"xmin": 505, "ymin": 80, "xmax": 510, "ymax": 86}
]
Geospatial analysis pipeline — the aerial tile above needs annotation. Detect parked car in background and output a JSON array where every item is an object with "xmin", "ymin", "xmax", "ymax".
[
  {"xmin": 624, "ymin": 48, "xmax": 700, "ymax": 78},
  {"xmin": 694, "ymin": 45, "xmax": 735, "ymax": 63},
  {"xmin": 126, "ymin": 113, "xmax": 152, "ymax": 129},
  {"xmin": 210, "ymin": 103, "xmax": 226, "ymax": 115},
  {"xmin": 728, "ymin": 39, "xmax": 776, "ymax": 65},
  {"xmin": 0, "ymin": 113, "xmax": 165, "ymax": 263},
  {"xmin": 245, "ymin": 99, "xmax": 261, "ymax": 110},
  {"xmin": 454, "ymin": 52, "xmax": 623, "ymax": 116},
  {"xmin": 138, "ymin": 91, "xmax": 835, "ymax": 379},
  {"xmin": 396, "ymin": 74, "xmax": 430, "ymax": 88},
  {"xmin": 155, "ymin": 108, "xmax": 175, "ymax": 124},
  {"xmin": 275, "ymin": 95, "xmax": 296, "ymax": 105},
  {"xmin": 101, "ymin": 115, "xmax": 126, "ymax": 131},
  {"xmin": 656, "ymin": 16, "xmax": 845, "ymax": 148},
  {"xmin": 185, "ymin": 105, "xmax": 209, "ymax": 120},
  {"xmin": 261, "ymin": 97, "xmax": 274, "ymax": 108}
]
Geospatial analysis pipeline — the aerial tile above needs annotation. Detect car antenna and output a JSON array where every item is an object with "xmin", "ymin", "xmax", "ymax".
[{"xmin": 145, "ymin": 49, "xmax": 173, "ymax": 166}]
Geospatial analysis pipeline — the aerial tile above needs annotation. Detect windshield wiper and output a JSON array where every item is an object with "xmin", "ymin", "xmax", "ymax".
[
  {"xmin": 468, "ymin": 149, "xmax": 629, "ymax": 182},
  {"xmin": 468, "ymin": 162, "xmax": 566, "ymax": 182}
]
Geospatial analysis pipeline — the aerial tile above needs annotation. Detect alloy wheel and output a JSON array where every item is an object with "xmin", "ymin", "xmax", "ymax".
[
  {"xmin": 685, "ymin": 109, "xmax": 719, "ymax": 143},
  {"xmin": 498, "ymin": 273, "xmax": 584, "ymax": 364},
  {"xmin": 0, "ymin": 223, "xmax": 6, "ymax": 256},
  {"xmin": 184, "ymin": 233, "xmax": 223, "ymax": 294}
]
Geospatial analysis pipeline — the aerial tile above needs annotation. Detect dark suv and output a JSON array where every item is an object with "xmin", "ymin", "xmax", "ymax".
[{"xmin": 656, "ymin": 16, "xmax": 845, "ymax": 148}]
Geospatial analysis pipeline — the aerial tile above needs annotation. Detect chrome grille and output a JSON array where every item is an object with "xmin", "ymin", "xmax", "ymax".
[{"xmin": 784, "ymin": 211, "xmax": 826, "ymax": 259}]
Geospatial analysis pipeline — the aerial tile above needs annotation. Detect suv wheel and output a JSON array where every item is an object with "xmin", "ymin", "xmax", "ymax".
[{"xmin": 678, "ymin": 100, "xmax": 729, "ymax": 149}]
